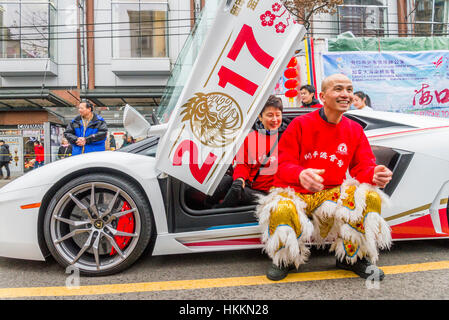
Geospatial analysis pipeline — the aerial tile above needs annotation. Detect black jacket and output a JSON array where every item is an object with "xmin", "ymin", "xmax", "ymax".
[{"xmin": 57, "ymin": 145, "xmax": 72, "ymax": 159}]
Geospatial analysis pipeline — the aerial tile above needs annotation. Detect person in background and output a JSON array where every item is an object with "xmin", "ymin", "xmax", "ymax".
[
  {"xmin": 57, "ymin": 138, "xmax": 72, "ymax": 160},
  {"xmin": 33, "ymin": 140, "xmax": 45, "ymax": 169},
  {"xmin": 64, "ymin": 101, "xmax": 108, "ymax": 155},
  {"xmin": 109, "ymin": 134, "xmax": 116, "ymax": 150},
  {"xmin": 257, "ymin": 74, "xmax": 392, "ymax": 282},
  {"xmin": 299, "ymin": 84, "xmax": 322, "ymax": 108},
  {"xmin": 352, "ymin": 91, "xmax": 373, "ymax": 111},
  {"xmin": 0, "ymin": 140, "xmax": 11, "ymax": 179}
]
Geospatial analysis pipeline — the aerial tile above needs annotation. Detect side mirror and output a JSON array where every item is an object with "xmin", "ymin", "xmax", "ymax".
[{"xmin": 123, "ymin": 104, "xmax": 169, "ymax": 138}]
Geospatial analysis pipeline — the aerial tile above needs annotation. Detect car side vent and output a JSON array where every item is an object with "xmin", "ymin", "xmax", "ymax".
[
  {"xmin": 371, "ymin": 146, "xmax": 414, "ymax": 196},
  {"xmin": 345, "ymin": 114, "xmax": 416, "ymax": 131}
]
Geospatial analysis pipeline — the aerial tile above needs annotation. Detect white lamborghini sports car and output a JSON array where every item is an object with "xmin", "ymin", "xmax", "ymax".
[
  {"xmin": 1, "ymin": 0, "xmax": 449, "ymax": 276},
  {"xmin": 0, "ymin": 108, "xmax": 448, "ymax": 276}
]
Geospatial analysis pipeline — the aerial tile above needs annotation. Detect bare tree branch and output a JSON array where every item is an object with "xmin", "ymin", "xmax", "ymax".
[{"xmin": 282, "ymin": 0, "xmax": 343, "ymax": 30}]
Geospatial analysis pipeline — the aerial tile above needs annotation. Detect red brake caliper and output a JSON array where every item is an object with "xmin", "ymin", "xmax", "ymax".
[{"xmin": 110, "ymin": 201, "xmax": 135, "ymax": 256}]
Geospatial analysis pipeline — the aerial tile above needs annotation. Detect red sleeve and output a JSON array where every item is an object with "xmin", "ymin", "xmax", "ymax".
[
  {"xmin": 233, "ymin": 163, "xmax": 252, "ymax": 181},
  {"xmin": 276, "ymin": 118, "xmax": 305, "ymax": 185},
  {"xmin": 233, "ymin": 134, "xmax": 253, "ymax": 181},
  {"xmin": 349, "ymin": 129, "xmax": 376, "ymax": 184}
]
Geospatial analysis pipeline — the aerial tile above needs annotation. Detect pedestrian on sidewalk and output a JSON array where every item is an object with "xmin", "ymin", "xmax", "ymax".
[
  {"xmin": 64, "ymin": 101, "xmax": 108, "ymax": 155},
  {"xmin": 0, "ymin": 140, "xmax": 11, "ymax": 179}
]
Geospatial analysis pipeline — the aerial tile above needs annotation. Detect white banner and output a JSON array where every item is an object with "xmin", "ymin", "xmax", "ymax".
[{"xmin": 156, "ymin": 0, "xmax": 305, "ymax": 195}]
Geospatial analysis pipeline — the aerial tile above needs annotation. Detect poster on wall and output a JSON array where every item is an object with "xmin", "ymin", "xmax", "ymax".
[
  {"xmin": 322, "ymin": 51, "xmax": 449, "ymax": 117},
  {"xmin": 50, "ymin": 124, "xmax": 65, "ymax": 162}
]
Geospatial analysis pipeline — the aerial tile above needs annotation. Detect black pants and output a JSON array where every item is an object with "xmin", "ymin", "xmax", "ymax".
[
  {"xmin": 205, "ymin": 175, "xmax": 267, "ymax": 209},
  {"xmin": 0, "ymin": 161, "xmax": 10, "ymax": 178}
]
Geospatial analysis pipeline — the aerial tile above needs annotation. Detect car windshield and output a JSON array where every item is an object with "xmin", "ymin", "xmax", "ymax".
[{"xmin": 155, "ymin": 0, "xmax": 220, "ymax": 124}]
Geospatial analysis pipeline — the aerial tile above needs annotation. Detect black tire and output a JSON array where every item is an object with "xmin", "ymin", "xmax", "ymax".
[{"xmin": 43, "ymin": 173, "xmax": 154, "ymax": 276}]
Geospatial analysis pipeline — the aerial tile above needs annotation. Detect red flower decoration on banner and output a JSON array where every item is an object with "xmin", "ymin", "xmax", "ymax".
[
  {"xmin": 272, "ymin": 2, "xmax": 282, "ymax": 12},
  {"xmin": 275, "ymin": 22, "xmax": 286, "ymax": 33},
  {"xmin": 260, "ymin": 10, "xmax": 276, "ymax": 27}
]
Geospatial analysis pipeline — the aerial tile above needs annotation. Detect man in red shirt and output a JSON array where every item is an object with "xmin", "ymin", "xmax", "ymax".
[{"xmin": 257, "ymin": 74, "xmax": 393, "ymax": 281}]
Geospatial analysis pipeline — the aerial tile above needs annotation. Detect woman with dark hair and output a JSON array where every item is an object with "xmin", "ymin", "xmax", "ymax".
[
  {"xmin": 207, "ymin": 95, "xmax": 287, "ymax": 209},
  {"xmin": 353, "ymin": 91, "xmax": 373, "ymax": 111}
]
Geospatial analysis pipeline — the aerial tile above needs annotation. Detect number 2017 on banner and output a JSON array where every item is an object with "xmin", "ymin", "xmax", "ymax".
[{"xmin": 173, "ymin": 24, "xmax": 274, "ymax": 184}]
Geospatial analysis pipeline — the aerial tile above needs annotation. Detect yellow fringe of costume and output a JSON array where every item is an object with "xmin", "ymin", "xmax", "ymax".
[{"xmin": 255, "ymin": 178, "xmax": 392, "ymax": 268}]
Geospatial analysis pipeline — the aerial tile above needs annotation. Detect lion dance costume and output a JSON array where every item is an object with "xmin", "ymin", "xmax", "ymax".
[{"xmin": 256, "ymin": 110, "xmax": 392, "ymax": 269}]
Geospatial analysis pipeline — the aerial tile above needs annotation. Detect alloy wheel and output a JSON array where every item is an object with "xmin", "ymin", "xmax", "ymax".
[{"xmin": 49, "ymin": 182, "xmax": 141, "ymax": 273}]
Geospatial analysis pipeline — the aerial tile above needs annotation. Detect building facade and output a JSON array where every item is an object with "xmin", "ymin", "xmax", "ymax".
[
  {"xmin": 0, "ymin": 0, "xmax": 447, "ymax": 172},
  {"xmin": 305, "ymin": 0, "xmax": 448, "ymax": 39}
]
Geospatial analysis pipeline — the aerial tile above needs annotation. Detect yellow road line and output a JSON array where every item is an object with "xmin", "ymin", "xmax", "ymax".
[{"xmin": 1, "ymin": 260, "xmax": 449, "ymax": 298}]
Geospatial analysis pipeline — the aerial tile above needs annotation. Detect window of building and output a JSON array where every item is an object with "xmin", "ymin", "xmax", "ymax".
[
  {"xmin": 112, "ymin": 0, "xmax": 168, "ymax": 58},
  {"xmin": 414, "ymin": 0, "xmax": 449, "ymax": 36},
  {"xmin": 337, "ymin": 0, "xmax": 388, "ymax": 37},
  {"xmin": 0, "ymin": 0, "xmax": 57, "ymax": 59}
]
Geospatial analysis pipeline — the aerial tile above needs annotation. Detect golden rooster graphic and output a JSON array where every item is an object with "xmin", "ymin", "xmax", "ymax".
[{"xmin": 180, "ymin": 92, "xmax": 243, "ymax": 148}]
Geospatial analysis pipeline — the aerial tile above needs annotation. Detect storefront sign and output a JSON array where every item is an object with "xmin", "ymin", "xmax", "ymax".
[
  {"xmin": 155, "ymin": 0, "xmax": 305, "ymax": 195},
  {"xmin": 322, "ymin": 50, "xmax": 449, "ymax": 117}
]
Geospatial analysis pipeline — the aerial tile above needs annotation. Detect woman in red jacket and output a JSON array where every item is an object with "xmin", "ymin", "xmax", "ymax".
[
  {"xmin": 33, "ymin": 140, "xmax": 45, "ymax": 169},
  {"xmin": 212, "ymin": 95, "xmax": 286, "ymax": 208}
]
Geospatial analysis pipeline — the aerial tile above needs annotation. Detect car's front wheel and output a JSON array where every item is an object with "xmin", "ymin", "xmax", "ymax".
[{"xmin": 43, "ymin": 173, "xmax": 154, "ymax": 276}]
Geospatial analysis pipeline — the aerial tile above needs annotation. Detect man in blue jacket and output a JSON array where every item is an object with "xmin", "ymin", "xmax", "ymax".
[{"xmin": 64, "ymin": 101, "xmax": 108, "ymax": 155}]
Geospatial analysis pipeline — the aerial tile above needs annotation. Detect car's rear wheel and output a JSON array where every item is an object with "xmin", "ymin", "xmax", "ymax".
[{"xmin": 43, "ymin": 173, "xmax": 154, "ymax": 276}]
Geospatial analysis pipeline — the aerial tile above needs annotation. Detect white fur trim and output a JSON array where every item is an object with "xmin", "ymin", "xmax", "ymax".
[
  {"xmin": 256, "ymin": 183, "xmax": 392, "ymax": 266},
  {"xmin": 256, "ymin": 187, "xmax": 314, "ymax": 268}
]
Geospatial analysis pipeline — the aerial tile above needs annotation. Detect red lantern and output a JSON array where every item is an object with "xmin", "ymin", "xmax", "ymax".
[
  {"xmin": 285, "ymin": 89, "xmax": 298, "ymax": 98},
  {"xmin": 284, "ymin": 79, "xmax": 298, "ymax": 90},
  {"xmin": 284, "ymin": 56, "xmax": 299, "ymax": 103},
  {"xmin": 287, "ymin": 57, "xmax": 297, "ymax": 68},
  {"xmin": 284, "ymin": 67, "xmax": 298, "ymax": 79}
]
